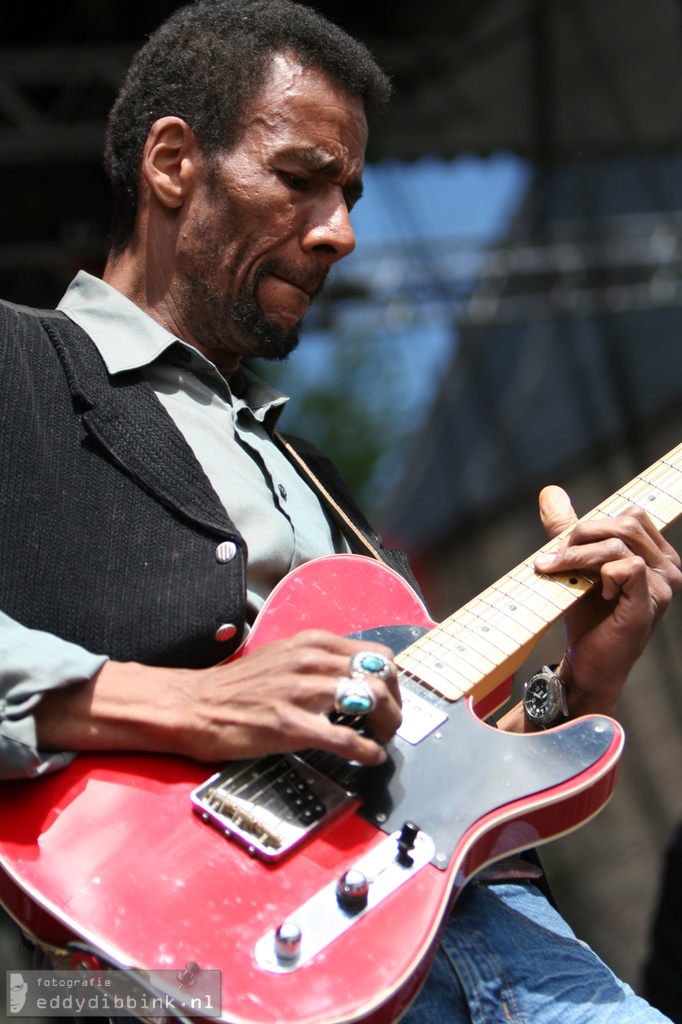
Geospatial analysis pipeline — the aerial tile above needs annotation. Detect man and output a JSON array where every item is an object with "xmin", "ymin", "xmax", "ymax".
[
  {"xmin": 9, "ymin": 973, "xmax": 28, "ymax": 1014},
  {"xmin": 0, "ymin": 2, "xmax": 680, "ymax": 1021}
]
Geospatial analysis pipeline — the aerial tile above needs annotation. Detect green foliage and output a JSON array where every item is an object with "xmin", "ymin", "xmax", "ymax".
[{"xmin": 252, "ymin": 331, "xmax": 411, "ymax": 515}]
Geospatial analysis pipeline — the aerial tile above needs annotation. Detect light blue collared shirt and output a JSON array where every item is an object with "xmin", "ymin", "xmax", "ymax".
[
  {"xmin": 58, "ymin": 271, "xmax": 347, "ymax": 618},
  {"xmin": 0, "ymin": 272, "xmax": 347, "ymax": 777}
]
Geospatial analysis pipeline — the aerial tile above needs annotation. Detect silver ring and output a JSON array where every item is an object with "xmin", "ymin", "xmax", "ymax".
[
  {"xmin": 334, "ymin": 676, "xmax": 377, "ymax": 716},
  {"xmin": 348, "ymin": 651, "xmax": 392, "ymax": 681}
]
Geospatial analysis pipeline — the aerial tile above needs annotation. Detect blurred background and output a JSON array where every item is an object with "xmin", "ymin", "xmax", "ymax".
[{"xmin": 3, "ymin": 0, "xmax": 682, "ymax": 1011}]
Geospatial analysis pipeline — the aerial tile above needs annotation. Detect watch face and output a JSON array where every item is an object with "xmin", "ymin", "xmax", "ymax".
[{"xmin": 524, "ymin": 675, "xmax": 563, "ymax": 725}]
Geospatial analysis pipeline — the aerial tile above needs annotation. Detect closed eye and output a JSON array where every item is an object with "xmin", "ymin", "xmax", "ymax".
[{"xmin": 279, "ymin": 171, "xmax": 310, "ymax": 191}]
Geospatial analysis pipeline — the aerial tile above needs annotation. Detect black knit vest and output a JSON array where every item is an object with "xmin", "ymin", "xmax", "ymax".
[{"xmin": 0, "ymin": 299, "xmax": 419, "ymax": 668}]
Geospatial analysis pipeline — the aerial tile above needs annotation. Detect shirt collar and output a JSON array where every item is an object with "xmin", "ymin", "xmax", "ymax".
[
  {"xmin": 57, "ymin": 270, "xmax": 289, "ymax": 420},
  {"xmin": 58, "ymin": 270, "xmax": 180, "ymax": 375}
]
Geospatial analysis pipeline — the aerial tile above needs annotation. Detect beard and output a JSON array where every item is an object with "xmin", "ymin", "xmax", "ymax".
[
  {"xmin": 174, "ymin": 185, "xmax": 329, "ymax": 365},
  {"xmin": 173, "ymin": 168, "xmax": 329, "ymax": 364},
  {"xmin": 227, "ymin": 258, "xmax": 308, "ymax": 362},
  {"xmin": 176, "ymin": 256, "xmax": 307, "ymax": 364}
]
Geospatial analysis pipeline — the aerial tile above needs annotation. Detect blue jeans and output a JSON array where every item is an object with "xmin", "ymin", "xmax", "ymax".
[
  {"xmin": 35, "ymin": 880, "xmax": 670, "ymax": 1024},
  {"xmin": 403, "ymin": 880, "xmax": 671, "ymax": 1024}
]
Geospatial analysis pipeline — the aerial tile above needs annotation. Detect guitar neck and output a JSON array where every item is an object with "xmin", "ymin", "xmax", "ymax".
[{"xmin": 396, "ymin": 441, "xmax": 682, "ymax": 704}]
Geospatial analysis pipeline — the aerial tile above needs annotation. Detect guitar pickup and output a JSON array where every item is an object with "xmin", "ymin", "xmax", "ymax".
[{"xmin": 191, "ymin": 754, "xmax": 357, "ymax": 861}]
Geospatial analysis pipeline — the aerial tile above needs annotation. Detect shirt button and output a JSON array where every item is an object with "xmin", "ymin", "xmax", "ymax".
[
  {"xmin": 278, "ymin": 484, "xmax": 287, "ymax": 501},
  {"xmin": 216, "ymin": 540, "xmax": 238, "ymax": 563},
  {"xmin": 215, "ymin": 623, "xmax": 238, "ymax": 642}
]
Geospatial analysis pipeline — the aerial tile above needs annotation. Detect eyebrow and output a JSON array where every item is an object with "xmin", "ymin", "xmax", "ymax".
[{"xmin": 281, "ymin": 146, "xmax": 365, "ymax": 203}]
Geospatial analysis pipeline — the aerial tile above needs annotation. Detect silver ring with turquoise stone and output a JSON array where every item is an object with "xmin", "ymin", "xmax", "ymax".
[
  {"xmin": 348, "ymin": 651, "xmax": 392, "ymax": 681},
  {"xmin": 333, "ymin": 676, "xmax": 378, "ymax": 716}
]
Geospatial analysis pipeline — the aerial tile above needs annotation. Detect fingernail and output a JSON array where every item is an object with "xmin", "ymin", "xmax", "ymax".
[{"xmin": 535, "ymin": 553, "xmax": 557, "ymax": 569}]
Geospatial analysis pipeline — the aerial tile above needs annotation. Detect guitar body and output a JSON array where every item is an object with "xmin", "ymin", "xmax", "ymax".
[{"xmin": 0, "ymin": 555, "xmax": 624, "ymax": 1024}]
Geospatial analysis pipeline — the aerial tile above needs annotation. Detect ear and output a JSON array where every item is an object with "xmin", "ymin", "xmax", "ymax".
[{"xmin": 140, "ymin": 116, "xmax": 198, "ymax": 209}]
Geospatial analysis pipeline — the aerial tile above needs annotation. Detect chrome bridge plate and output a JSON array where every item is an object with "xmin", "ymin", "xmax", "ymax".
[
  {"xmin": 254, "ymin": 827, "xmax": 436, "ymax": 973},
  {"xmin": 191, "ymin": 753, "xmax": 356, "ymax": 861}
]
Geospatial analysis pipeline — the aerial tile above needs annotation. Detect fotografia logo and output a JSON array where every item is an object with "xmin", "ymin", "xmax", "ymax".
[
  {"xmin": 5, "ymin": 966, "xmax": 221, "ymax": 1018},
  {"xmin": 9, "ymin": 973, "xmax": 28, "ymax": 1014}
]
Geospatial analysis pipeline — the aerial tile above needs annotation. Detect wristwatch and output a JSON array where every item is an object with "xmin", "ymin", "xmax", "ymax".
[{"xmin": 522, "ymin": 665, "xmax": 570, "ymax": 729}]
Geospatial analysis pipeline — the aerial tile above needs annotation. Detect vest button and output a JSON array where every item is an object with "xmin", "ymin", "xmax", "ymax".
[
  {"xmin": 216, "ymin": 541, "xmax": 238, "ymax": 563},
  {"xmin": 215, "ymin": 623, "xmax": 238, "ymax": 642}
]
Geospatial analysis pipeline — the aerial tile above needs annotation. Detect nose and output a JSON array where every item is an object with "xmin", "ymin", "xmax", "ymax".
[{"xmin": 301, "ymin": 187, "xmax": 356, "ymax": 263}]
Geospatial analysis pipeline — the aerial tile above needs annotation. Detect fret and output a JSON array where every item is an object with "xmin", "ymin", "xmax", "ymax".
[
  {"xmin": 494, "ymin": 570, "xmax": 562, "ymax": 621},
  {"xmin": 514, "ymin": 561, "xmax": 592, "ymax": 612},
  {"xmin": 437, "ymin": 605, "xmax": 511, "ymax": 657},
  {"xmin": 660, "ymin": 444, "xmax": 682, "ymax": 470},
  {"xmin": 483, "ymin": 579, "xmax": 554, "ymax": 635},
  {"xmin": 458, "ymin": 599, "xmax": 534, "ymax": 657},
  {"xmin": 417, "ymin": 627, "xmax": 499, "ymax": 672},
  {"xmin": 598, "ymin": 483, "xmax": 682, "ymax": 528},
  {"xmin": 645, "ymin": 460, "xmax": 682, "ymax": 492},
  {"xmin": 641, "ymin": 462, "xmax": 682, "ymax": 511},
  {"xmin": 395, "ymin": 655, "xmax": 469, "ymax": 700},
  {"xmin": 590, "ymin": 492, "xmax": 663, "ymax": 528},
  {"xmin": 475, "ymin": 586, "xmax": 544, "ymax": 638},
  {"xmin": 400, "ymin": 638, "xmax": 483, "ymax": 688},
  {"xmin": 624, "ymin": 470, "xmax": 682, "ymax": 508},
  {"xmin": 393, "ymin": 443, "xmax": 682, "ymax": 709}
]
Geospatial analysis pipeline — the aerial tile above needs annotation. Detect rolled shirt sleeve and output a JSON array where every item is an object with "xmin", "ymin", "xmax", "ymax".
[{"xmin": 0, "ymin": 610, "xmax": 108, "ymax": 779}]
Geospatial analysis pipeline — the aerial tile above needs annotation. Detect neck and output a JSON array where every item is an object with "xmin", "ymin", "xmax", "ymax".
[{"xmin": 102, "ymin": 250, "xmax": 243, "ymax": 377}]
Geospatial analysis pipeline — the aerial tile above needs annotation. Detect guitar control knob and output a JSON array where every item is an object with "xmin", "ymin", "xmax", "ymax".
[
  {"xmin": 274, "ymin": 921, "xmax": 302, "ymax": 963},
  {"xmin": 336, "ymin": 869, "xmax": 369, "ymax": 912}
]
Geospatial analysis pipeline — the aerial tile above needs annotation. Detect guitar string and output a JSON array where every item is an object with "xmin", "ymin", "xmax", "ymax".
[{"xmin": 208, "ymin": 443, "xmax": 682, "ymax": 835}]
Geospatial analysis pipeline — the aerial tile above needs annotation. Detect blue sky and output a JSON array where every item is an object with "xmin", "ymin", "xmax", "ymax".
[
  {"xmin": 287, "ymin": 153, "xmax": 531, "ymax": 393},
  {"xmin": 267, "ymin": 153, "xmax": 533, "ymax": 503},
  {"xmin": 352, "ymin": 153, "xmax": 531, "ymax": 243}
]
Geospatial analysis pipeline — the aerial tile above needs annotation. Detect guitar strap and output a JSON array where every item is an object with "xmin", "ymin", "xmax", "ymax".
[{"xmin": 274, "ymin": 431, "xmax": 391, "ymax": 565}]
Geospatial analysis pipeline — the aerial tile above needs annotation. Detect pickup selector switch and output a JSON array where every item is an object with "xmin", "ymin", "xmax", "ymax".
[
  {"xmin": 336, "ymin": 869, "xmax": 369, "ymax": 912},
  {"xmin": 396, "ymin": 821, "xmax": 420, "ymax": 865}
]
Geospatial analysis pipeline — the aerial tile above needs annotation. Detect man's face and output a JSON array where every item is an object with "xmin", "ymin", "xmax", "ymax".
[
  {"xmin": 173, "ymin": 53, "xmax": 367, "ymax": 369},
  {"xmin": 10, "ymin": 973, "xmax": 27, "ymax": 1013}
]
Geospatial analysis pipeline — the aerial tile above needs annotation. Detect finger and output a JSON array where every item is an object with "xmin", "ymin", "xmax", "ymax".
[
  {"xmin": 282, "ymin": 632, "xmax": 399, "ymax": 696},
  {"xmin": 538, "ymin": 485, "xmax": 578, "ymax": 541},
  {"xmin": 330, "ymin": 675, "xmax": 402, "ymax": 738},
  {"xmin": 574, "ymin": 506, "xmax": 682, "ymax": 572},
  {"xmin": 600, "ymin": 554, "xmax": 649, "ymax": 602},
  {"xmin": 537, "ymin": 488, "xmax": 677, "ymax": 568},
  {"xmin": 534, "ymin": 492, "xmax": 680, "ymax": 584},
  {"xmin": 542, "ymin": 515, "xmax": 675, "ymax": 579},
  {"xmin": 618, "ymin": 503, "xmax": 680, "ymax": 552},
  {"xmin": 367, "ymin": 685, "xmax": 402, "ymax": 743},
  {"xmin": 303, "ymin": 713, "xmax": 389, "ymax": 766},
  {"xmin": 344, "ymin": 642, "xmax": 401, "ymax": 705}
]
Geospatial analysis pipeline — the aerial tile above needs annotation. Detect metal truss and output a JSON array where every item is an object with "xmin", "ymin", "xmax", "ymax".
[
  {"xmin": 0, "ymin": 46, "xmax": 132, "ymax": 164},
  {"xmin": 313, "ymin": 210, "xmax": 682, "ymax": 336}
]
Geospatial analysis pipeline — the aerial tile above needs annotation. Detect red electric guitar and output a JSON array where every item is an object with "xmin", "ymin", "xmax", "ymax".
[{"xmin": 1, "ymin": 444, "xmax": 682, "ymax": 1024}]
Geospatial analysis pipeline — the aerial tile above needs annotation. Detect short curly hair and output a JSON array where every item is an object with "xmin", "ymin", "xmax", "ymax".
[{"xmin": 104, "ymin": 0, "xmax": 391, "ymax": 253}]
